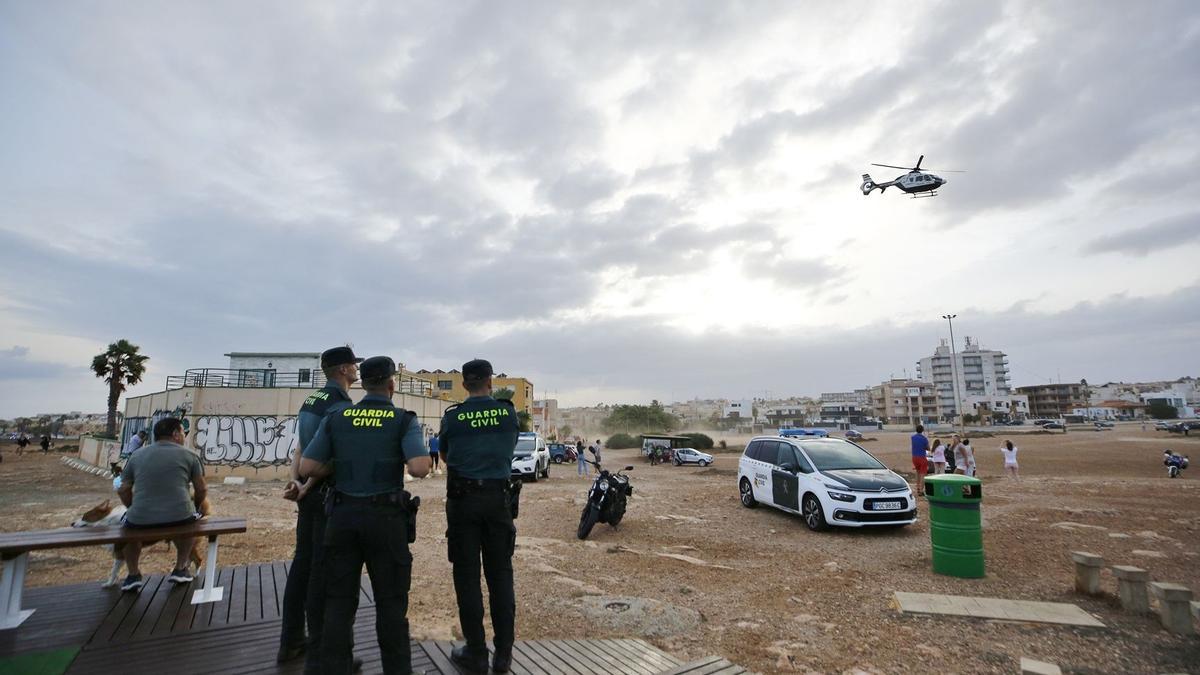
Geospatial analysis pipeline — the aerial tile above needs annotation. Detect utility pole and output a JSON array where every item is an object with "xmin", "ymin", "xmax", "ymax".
[{"xmin": 943, "ymin": 314, "xmax": 964, "ymax": 433}]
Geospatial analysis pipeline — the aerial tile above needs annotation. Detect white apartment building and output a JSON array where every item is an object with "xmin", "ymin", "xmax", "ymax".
[
  {"xmin": 916, "ymin": 337, "xmax": 1012, "ymax": 418},
  {"xmin": 724, "ymin": 399, "xmax": 754, "ymax": 420}
]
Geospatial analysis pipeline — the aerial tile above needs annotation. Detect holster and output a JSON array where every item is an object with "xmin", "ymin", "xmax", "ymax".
[
  {"xmin": 403, "ymin": 491, "xmax": 420, "ymax": 543},
  {"xmin": 507, "ymin": 478, "xmax": 522, "ymax": 520}
]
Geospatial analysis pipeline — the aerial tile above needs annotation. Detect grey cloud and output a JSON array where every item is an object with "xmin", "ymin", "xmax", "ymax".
[
  {"xmin": 0, "ymin": 346, "xmax": 79, "ymax": 380},
  {"xmin": 1083, "ymin": 212, "xmax": 1200, "ymax": 256},
  {"xmin": 542, "ymin": 165, "xmax": 625, "ymax": 210}
]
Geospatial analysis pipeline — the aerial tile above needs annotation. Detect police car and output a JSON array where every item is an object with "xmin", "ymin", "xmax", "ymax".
[
  {"xmin": 738, "ymin": 436, "xmax": 916, "ymax": 531},
  {"xmin": 512, "ymin": 432, "xmax": 551, "ymax": 481},
  {"xmin": 672, "ymin": 447, "xmax": 713, "ymax": 466}
]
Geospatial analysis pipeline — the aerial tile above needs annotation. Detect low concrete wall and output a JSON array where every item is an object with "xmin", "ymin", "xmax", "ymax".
[
  {"xmin": 113, "ymin": 385, "xmax": 454, "ymax": 480},
  {"xmin": 78, "ymin": 435, "xmax": 121, "ymax": 468}
]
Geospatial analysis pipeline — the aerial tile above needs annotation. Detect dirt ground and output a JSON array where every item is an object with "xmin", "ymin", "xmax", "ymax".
[{"xmin": 2, "ymin": 426, "xmax": 1198, "ymax": 674}]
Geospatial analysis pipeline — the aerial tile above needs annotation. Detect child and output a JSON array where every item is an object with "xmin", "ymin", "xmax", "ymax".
[
  {"xmin": 930, "ymin": 439, "xmax": 946, "ymax": 475},
  {"xmin": 1000, "ymin": 440, "xmax": 1019, "ymax": 480}
]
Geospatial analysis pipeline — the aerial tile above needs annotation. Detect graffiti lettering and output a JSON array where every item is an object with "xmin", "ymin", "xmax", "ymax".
[{"xmin": 192, "ymin": 415, "xmax": 297, "ymax": 468}]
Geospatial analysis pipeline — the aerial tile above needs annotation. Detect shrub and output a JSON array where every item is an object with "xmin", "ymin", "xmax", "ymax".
[
  {"xmin": 682, "ymin": 432, "xmax": 714, "ymax": 449},
  {"xmin": 605, "ymin": 433, "xmax": 639, "ymax": 449}
]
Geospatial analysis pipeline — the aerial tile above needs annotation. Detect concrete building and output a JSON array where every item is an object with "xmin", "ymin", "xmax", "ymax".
[
  {"xmin": 558, "ymin": 406, "xmax": 610, "ymax": 437},
  {"xmin": 723, "ymin": 399, "xmax": 754, "ymax": 420},
  {"xmin": 415, "ymin": 369, "xmax": 534, "ymax": 415},
  {"xmin": 665, "ymin": 399, "xmax": 724, "ymax": 425},
  {"xmin": 112, "ymin": 361, "xmax": 452, "ymax": 479},
  {"xmin": 1015, "ymin": 382, "xmax": 1090, "ymax": 419},
  {"xmin": 1090, "ymin": 378, "xmax": 1200, "ymax": 409},
  {"xmin": 916, "ymin": 337, "xmax": 1012, "ymax": 419},
  {"xmin": 963, "ymin": 394, "xmax": 1029, "ymax": 423},
  {"xmin": 1140, "ymin": 392, "xmax": 1196, "ymax": 419},
  {"xmin": 870, "ymin": 380, "xmax": 939, "ymax": 425},
  {"xmin": 531, "ymin": 398, "xmax": 561, "ymax": 436},
  {"xmin": 819, "ymin": 390, "xmax": 874, "ymax": 425}
]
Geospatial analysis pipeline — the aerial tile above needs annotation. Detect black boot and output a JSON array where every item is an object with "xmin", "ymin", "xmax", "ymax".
[
  {"xmin": 492, "ymin": 647, "xmax": 513, "ymax": 673},
  {"xmin": 450, "ymin": 644, "xmax": 489, "ymax": 674}
]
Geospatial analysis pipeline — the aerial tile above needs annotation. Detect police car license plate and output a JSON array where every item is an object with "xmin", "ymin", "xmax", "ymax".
[{"xmin": 873, "ymin": 500, "xmax": 902, "ymax": 511}]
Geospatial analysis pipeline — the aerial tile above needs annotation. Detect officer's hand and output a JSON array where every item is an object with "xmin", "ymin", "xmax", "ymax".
[{"xmin": 282, "ymin": 480, "xmax": 300, "ymax": 501}]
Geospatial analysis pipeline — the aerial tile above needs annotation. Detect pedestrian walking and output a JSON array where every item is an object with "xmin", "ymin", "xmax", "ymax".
[
  {"xmin": 910, "ymin": 424, "xmax": 929, "ymax": 495},
  {"xmin": 591, "ymin": 439, "xmax": 602, "ymax": 466},
  {"xmin": 300, "ymin": 356, "xmax": 429, "ymax": 674},
  {"xmin": 439, "ymin": 359, "xmax": 520, "ymax": 674},
  {"xmin": 930, "ymin": 438, "xmax": 946, "ymax": 475},
  {"xmin": 959, "ymin": 438, "xmax": 977, "ymax": 477},
  {"xmin": 1000, "ymin": 440, "xmax": 1019, "ymax": 480},
  {"xmin": 17, "ymin": 433, "xmax": 29, "ymax": 456},
  {"xmin": 40, "ymin": 434, "xmax": 51, "ymax": 453},
  {"xmin": 577, "ymin": 440, "xmax": 590, "ymax": 477},
  {"xmin": 429, "ymin": 432, "xmax": 442, "ymax": 475},
  {"xmin": 278, "ymin": 346, "xmax": 359, "ymax": 669}
]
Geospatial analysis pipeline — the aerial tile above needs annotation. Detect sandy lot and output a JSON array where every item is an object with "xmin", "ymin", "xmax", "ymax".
[{"xmin": 2, "ymin": 427, "xmax": 1199, "ymax": 674}]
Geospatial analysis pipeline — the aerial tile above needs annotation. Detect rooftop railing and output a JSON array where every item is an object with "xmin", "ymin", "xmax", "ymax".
[{"xmin": 165, "ymin": 368, "xmax": 434, "ymax": 396}]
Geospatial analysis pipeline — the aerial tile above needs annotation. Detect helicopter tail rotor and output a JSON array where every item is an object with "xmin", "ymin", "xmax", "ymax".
[{"xmin": 860, "ymin": 174, "xmax": 881, "ymax": 195}]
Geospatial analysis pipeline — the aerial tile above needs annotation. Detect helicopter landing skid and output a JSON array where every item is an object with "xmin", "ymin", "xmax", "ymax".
[{"xmin": 910, "ymin": 191, "xmax": 938, "ymax": 198}]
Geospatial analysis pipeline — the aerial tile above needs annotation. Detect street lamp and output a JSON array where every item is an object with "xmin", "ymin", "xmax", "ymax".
[{"xmin": 942, "ymin": 314, "xmax": 964, "ymax": 433}]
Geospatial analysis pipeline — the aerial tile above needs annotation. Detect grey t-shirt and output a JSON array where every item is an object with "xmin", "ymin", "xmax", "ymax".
[{"xmin": 123, "ymin": 441, "xmax": 204, "ymax": 524}]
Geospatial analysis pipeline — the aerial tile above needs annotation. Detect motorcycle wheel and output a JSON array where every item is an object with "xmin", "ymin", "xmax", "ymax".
[
  {"xmin": 609, "ymin": 497, "xmax": 627, "ymax": 527},
  {"xmin": 577, "ymin": 504, "xmax": 600, "ymax": 540}
]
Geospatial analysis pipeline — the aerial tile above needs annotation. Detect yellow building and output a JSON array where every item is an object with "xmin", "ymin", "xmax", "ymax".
[{"xmin": 415, "ymin": 369, "xmax": 534, "ymax": 414}]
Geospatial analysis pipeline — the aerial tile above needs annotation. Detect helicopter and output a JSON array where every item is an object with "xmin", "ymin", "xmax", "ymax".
[{"xmin": 860, "ymin": 155, "xmax": 963, "ymax": 198}]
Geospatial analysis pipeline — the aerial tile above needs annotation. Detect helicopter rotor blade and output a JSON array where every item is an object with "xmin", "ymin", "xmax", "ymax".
[
  {"xmin": 923, "ymin": 168, "xmax": 967, "ymax": 173},
  {"xmin": 915, "ymin": 155, "xmax": 924, "ymax": 170},
  {"xmin": 870, "ymin": 163, "xmax": 913, "ymax": 170}
]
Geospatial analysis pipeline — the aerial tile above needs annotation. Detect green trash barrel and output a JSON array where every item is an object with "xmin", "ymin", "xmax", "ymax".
[{"xmin": 924, "ymin": 474, "xmax": 985, "ymax": 578}]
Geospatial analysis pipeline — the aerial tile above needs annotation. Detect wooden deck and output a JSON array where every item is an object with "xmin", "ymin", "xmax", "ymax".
[{"xmin": 0, "ymin": 562, "xmax": 747, "ymax": 674}]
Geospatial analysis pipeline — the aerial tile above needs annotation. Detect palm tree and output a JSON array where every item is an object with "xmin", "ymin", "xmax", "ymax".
[{"xmin": 91, "ymin": 340, "xmax": 149, "ymax": 438}]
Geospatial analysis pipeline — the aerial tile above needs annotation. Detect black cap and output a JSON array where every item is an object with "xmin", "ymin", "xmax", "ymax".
[
  {"xmin": 321, "ymin": 346, "xmax": 363, "ymax": 368},
  {"xmin": 461, "ymin": 358, "xmax": 494, "ymax": 381},
  {"xmin": 360, "ymin": 356, "xmax": 397, "ymax": 381}
]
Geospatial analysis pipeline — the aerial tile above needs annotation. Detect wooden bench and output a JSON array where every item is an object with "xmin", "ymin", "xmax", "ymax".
[{"xmin": 0, "ymin": 517, "xmax": 246, "ymax": 630}]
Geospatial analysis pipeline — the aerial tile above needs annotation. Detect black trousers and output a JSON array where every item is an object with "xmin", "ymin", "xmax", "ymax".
[
  {"xmin": 279, "ymin": 492, "xmax": 329, "ymax": 668},
  {"xmin": 446, "ymin": 489, "xmax": 516, "ymax": 656},
  {"xmin": 322, "ymin": 500, "xmax": 413, "ymax": 675}
]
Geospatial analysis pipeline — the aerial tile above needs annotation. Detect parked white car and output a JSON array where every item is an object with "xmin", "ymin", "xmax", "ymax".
[
  {"xmin": 737, "ymin": 436, "xmax": 916, "ymax": 531},
  {"xmin": 672, "ymin": 447, "xmax": 713, "ymax": 466},
  {"xmin": 511, "ymin": 432, "xmax": 551, "ymax": 482}
]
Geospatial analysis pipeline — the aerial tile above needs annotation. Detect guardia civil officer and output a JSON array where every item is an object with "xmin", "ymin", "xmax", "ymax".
[
  {"xmin": 300, "ymin": 356, "xmax": 431, "ymax": 675},
  {"xmin": 279, "ymin": 346, "xmax": 360, "ymax": 668},
  {"xmin": 440, "ymin": 359, "xmax": 520, "ymax": 674}
]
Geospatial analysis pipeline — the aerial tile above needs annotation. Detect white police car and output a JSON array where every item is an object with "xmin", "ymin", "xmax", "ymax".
[
  {"xmin": 737, "ymin": 436, "xmax": 916, "ymax": 531},
  {"xmin": 512, "ymin": 432, "xmax": 551, "ymax": 482}
]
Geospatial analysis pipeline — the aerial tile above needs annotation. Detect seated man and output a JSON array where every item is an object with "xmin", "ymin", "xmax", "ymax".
[{"xmin": 115, "ymin": 417, "xmax": 207, "ymax": 591}]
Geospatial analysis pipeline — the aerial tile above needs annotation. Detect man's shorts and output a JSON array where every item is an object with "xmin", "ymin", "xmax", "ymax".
[
  {"xmin": 123, "ymin": 513, "xmax": 200, "ymax": 529},
  {"xmin": 912, "ymin": 456, "xmax": 929, "ymax": 475}
]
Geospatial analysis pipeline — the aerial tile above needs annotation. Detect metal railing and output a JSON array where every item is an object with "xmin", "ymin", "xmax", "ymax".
[
  {"xmin": 165, "ymin": 368, "xmax": 437, "ymax": 396},
  {"xmin": 167, "ymin": 368, "xmax": 327, "ymax": 389}
]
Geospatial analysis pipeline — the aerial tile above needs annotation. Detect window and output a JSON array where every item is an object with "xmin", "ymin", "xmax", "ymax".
[
  {"xmin": 299, "ymin": 369, "xmax": 311, "ymax": 384},
  {"xmin": 437, "ymin": 380, "xmax": 453, "ymax": 390},
  {"xmin": 775, "ymin": 442, "xmax": 795, "ymax": 467},
  {"xmin": 745, "ymin": 440, "xmax": 766, "ymax": 462}
]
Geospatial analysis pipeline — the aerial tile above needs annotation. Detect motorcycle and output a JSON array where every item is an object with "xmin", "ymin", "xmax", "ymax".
[
  {"xmin": 577, "ymin": 461, "xmax": 634, "ymax": 540},
  {"xmin": 1164, "ymin": 450, "xmax": 1189, "ymax": 478}
]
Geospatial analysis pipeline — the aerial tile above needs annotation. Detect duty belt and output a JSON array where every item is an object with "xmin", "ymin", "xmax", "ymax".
[
  {"xmin": 333, "ymin": 491, "xmax": 409, "ymax": 506},
  {"xmin": 447, "ymin": 476, "xmax": 509, "ymax": 493}
]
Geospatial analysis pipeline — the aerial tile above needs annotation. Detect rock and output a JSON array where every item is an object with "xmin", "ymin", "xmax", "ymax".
[
  {"xmin": 1108, "ymin": 533, "xmax": 1131, "ymax": 539},
  {"xmin": 823, "ymin": 561, "xmax": 840, "ymax": 572},
  {"xmin": 793, "ymin": 613, "xmax": 820, "ymax": 624},
  {"xmin": 578, "ymin": 596, "xmax": 701, "ymax": 637},
  {"xmin": 1132, "ymin": 549, "xmax": 1166, "ymax": 558}
]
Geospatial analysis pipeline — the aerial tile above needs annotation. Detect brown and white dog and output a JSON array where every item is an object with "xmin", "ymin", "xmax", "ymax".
[{"xmin": 72, "ymin": 497, "xmax": 212, "ymax": 588}]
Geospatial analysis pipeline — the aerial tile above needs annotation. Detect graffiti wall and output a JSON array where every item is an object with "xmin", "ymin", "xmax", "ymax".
[
  {"xmin": 191, "ymin": 415, "xmax": 297, "ymax": 468},
  {"xmin": 120, "ymin": 401, "xmax": 194, "ymax": 457}
]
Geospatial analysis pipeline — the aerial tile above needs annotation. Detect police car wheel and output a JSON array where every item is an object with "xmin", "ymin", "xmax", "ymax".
[
  {"xmin": 529, "ymin": 465, "xmax": 540, "ymax": 482},
  {"xmin": 802, "ymin": 493, "xmax": 829, "ymax": 532},
  {"xmin": 698, "ymin": 460, "xmax": 710, "ymax": 467},
  {"xmin": 541, "ymin": 462, "xmax": 550, "ymax": 479},
  {"xmin": 739, "ymin": 478, "xmax": 757, "ymax": 508}
]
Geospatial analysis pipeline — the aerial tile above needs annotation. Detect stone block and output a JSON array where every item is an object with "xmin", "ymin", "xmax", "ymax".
[
  {"xmin": 1111, "ymin": 565, "xmax": 1151, "ymax": 613},
  {"xmin": 1071, "ymin": 551, "xmax": 1104, "ymax": 595},
  {"xmin": 1149, "ymin": 582, "xmax": 1195, "ymax": 635},
  {"xmin": 1020, "ymin": 658, "xmax": 1062, "ymax": 675},
  {"xmin": 222, "ymin": 476, "xmax": 247, "ymax": 485}
]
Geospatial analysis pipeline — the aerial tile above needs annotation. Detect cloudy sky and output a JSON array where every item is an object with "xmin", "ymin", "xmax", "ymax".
[{"xmin": 1, "ymin": 2, "xmax": 1198, "ymax": 417}]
